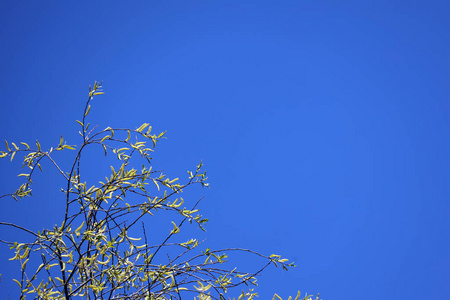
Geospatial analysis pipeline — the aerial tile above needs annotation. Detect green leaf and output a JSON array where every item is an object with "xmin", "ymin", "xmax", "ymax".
[
  {"xmin": 170, "ymin": 221, "xmax": 179, "ymax": 234},
  {"xmin": 21, "ymin": 258, "xmax": 29, "ymax": 270},
  {"xmin": 75, "ymin": 221, "xmax": 85, "ymax": 234},
  {"xmin": 100, "ymin": 135, "xmax": 110, "ymax": 143},
  {"xmin": 12, "ymin": 278, "xmax": 21, "ymax": 288},
  {"xmin": 136, "ymin": 123, "xmax": 149, "ymax": 133},
  {"xmin": 152, "ymin": 179, "xmax": 160, "ymax": 191},
  {"xmin": 4, "ymin": 140, "xmax": 10, "ymax": 151}
]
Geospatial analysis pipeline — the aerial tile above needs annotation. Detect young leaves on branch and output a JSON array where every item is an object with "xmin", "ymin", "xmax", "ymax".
[{"xmin": 0, "ymin": 82, "xmax": 307, "ymax": 300}]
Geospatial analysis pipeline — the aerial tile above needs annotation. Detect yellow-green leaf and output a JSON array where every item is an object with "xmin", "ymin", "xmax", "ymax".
[
  {"xmin": 152, "ymin": 179, "xmax": 160, "ymax": 191},
  {"xmin": 12, "ymin": 279, "xmax": 21, "ymax": 288},
  {"xmin": 21, "ymin": 258, "xmax": 29, "ymax": 270},
  {"xmin": 170, "ymin": 221, "xmax": 179, "ymax": 234},
  {"xmin": 75, "ymin": 221, "xmax": 85, "ymax": 233},
  {"xmin": 100, "ymin": 135, "xmax": 110, "ymax": 143},
  {"xmin": 85, "ymin": 105, "xmax": 91, "ymax": 116},
  {"xmin": 136, "ymin": 123, "xmax": 149, "ymax": 133}
]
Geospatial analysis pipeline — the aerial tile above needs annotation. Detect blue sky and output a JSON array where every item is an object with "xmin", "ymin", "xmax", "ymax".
[{"xmin": 1, "ymin": 1, "xmax": 450, "ymax": 299}]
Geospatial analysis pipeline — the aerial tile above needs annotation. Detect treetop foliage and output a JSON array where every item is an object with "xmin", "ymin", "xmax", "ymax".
[{"xmin": 0, "ymin": 82, "xmax": 318, "ymax": 300}]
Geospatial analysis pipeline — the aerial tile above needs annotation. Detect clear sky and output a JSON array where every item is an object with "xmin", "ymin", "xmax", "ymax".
[{"xmin": 1, "ymin": 1, "xmax": 449, "ymax": 299}]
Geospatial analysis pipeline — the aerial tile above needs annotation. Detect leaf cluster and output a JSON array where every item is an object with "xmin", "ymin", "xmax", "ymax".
[{"xmin": 1, "ymin": 82, "xmax": 301, "ymax": 300}]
